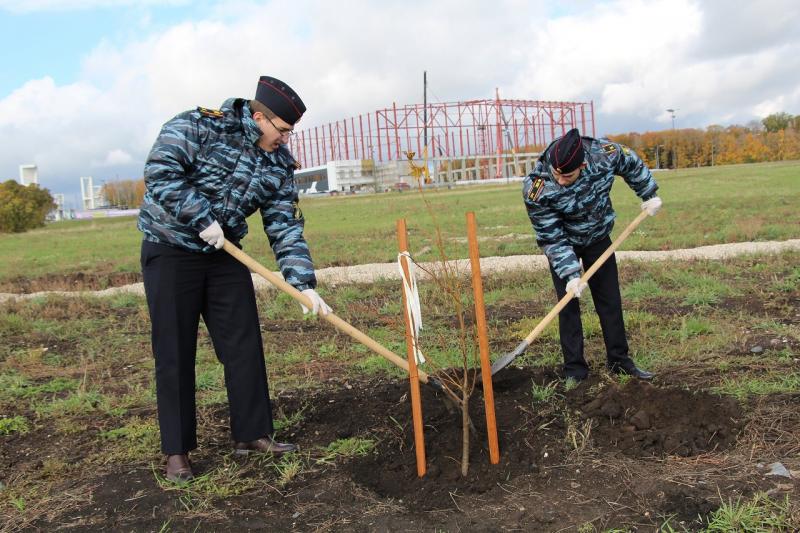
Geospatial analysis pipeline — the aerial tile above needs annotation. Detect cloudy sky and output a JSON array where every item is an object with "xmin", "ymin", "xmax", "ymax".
[{"xmin": 1, "ymin": 0, "xmax": 798, "ymax": 206}]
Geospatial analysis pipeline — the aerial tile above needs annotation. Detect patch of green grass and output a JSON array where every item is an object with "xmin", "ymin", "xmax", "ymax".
[
  {"xmin": 273, "ymin": 405, "xmax": 307, "ymax": 433},
  {"xmin": 317, "ymin": 342, "xmax": 341, "ymax": 359},
  {"xmin": 679, "ymin": 316, "xmax": 714, "ymax": 340},
  {"xmin": 616, "ymin": 373, "xmax": 633, "ymax": 386},
  {"xmin": 261, "ymin": 292, "xmax": 300, "ymax": 320},
  {"xmin": 196, "ymin": 364, "xmax": 225, "ymax": 392},
  {"xmin": 113, "ymin": 384, "xmax": 156, "ymax": 411},
  {"xmin": 319, "ymin": 437, "xmax": 375, "ymax": 463},
  {"xmin": 514, "ymin": 342, "xmax": 562, "ymax": 369},
  {"xmin": 197, "ymin": 389, "xmax": 228, "ymax": 407},
  {"xmin": 772, "ymin": 266, "xmax": 800, "ymax": 292},
  {"xmin": 705, "ymin": 493, "xmax": 796, "ymax": 532},
  {"xmin": 273, "ymin": 453, "xmax": 304, "ymax": 486},
  {"xmin": 109, "ymin": 293, "xmax": 144, "ymax": 308},
  {"xmin": 0, "ymin": 312, "xmax": 29, "ymax": 337},
  {"xmin": 354, "ymin": 354, "xmax": 405, "ymax": 377},
  {"xmin": 99, "ymin": 417, "xmax": 161, "ymax": 462},
  {"xmin": 628, "ymin": 347, "xmax": 664, "ymax": 374},
  {"xmin": 623, "ymin": 278, "xmax": 665, "ymax": 301},
  {"xmin": 623, "ymin": 309, "xmax": 660, "ymax": 331},
  {"xmin": 661, "ymin": 268, "xmax": 739, "ymax": 307},
  {"xmin": 0, "ymin": 373, "xmax": 80, "ymax": 403},
  {"xmin": 713, "ymin": 373, "xmax": 800, "ymax": 400},
  {"xmin": 530, "ymin": 380, "xmax": 559, "ymax": 404},
  {"xmin": 157, "ymin": 457, "xmax": 259, "ymax": 501},
  {"xmin": 751, "ymin": 318, "xmax": 795, "ymax": 336},
  {"xmin": 418, "ymin": 341, "xmax": 478, "ymax": 369},
  {"xmin": 34, "ymin": 389, "xmax": 110, "ymax": 418},
  {"xmin": 0, "ymin": 415, "xmax": 30, "ymax": 435}
]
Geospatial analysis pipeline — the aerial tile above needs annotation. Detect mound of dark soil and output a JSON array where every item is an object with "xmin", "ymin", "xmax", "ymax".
[
  {"xmin": 279, "ymin": 368, "xmax": 744, "ymax": 512},
  {"xmin": 579, "ymin": 380, "xmax": 743, "ymax": 457}
]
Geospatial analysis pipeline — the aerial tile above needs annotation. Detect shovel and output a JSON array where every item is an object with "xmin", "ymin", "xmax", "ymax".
[
  {"xmin": 222, "ymin": 241, "xmax": 444, "ymax": 391},
  {"xmin": 491, "ymin": 209, "xmax": 650, "ymax": 375}
]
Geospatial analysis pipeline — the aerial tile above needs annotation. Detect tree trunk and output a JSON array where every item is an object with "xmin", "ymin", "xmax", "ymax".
[{"xmin": 461, "ymin": 388, "xmax": 470, "ymax": 477}]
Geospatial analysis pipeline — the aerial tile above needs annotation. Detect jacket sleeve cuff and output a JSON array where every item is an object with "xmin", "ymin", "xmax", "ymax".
[
  {"xmin": 641, "ymin": 193, "xmax": 657, "ymax": 201},
  {"xmin": 196, "ymin": 214, "xmax": 216, "ymax": 232}
]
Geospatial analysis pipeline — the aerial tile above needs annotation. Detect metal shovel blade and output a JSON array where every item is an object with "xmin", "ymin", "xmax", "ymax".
[{"xmin": 490, "ymin": 340, "xmax": 530, "ymax": 375}]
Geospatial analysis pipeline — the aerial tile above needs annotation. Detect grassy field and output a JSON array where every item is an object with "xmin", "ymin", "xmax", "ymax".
[{"xmin": 0, "ymin": 160, "xmax": 798, "ymax": 283}]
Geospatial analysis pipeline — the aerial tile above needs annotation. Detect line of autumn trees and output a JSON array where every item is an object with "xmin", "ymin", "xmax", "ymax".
[{"xmin": 606, "ymin": 112, "xmax": 800, "ymax": 169}]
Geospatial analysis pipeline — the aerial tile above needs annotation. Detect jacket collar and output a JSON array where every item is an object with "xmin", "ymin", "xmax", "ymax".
[{"xmin": 221, "ymin": 98, "xmax": 298, "ymax": 168}]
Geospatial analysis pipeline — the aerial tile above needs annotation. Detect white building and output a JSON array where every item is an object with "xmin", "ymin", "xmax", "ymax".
[
  {"xmin": 295, "ymin": 152, "xmax": 540, "ymax": 195},
  {"xmin": 19, "ymin": 164, "xmax": 38, "ymax": 186},
  {"xmin": 79, "ymin": 176, "xmax": 107, "ymax": 210}
]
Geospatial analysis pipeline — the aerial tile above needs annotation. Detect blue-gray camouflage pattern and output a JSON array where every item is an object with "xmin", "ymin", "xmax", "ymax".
[
  {"xmin": 138, "ymin": 98, "xmax": 316, "ymax": 290},
  {"xmin": 523, "ymin": 135, "xmax": 658, "ymax": 281}
]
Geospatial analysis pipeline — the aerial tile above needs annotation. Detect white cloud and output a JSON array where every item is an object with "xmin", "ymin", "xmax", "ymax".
[{"xmin": 92, "ymin": 148, "xmax": 133, "ymax": 167}]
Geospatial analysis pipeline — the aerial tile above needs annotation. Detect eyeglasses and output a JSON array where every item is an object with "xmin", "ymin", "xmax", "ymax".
[{"xmin": 263, "ymin": 115, "xmax": 295, "ymax": 138}]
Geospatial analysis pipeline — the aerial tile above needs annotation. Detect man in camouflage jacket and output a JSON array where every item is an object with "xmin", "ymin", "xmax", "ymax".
[
  {"xmin": 522, "ymin": 128, "xmax": 662, "ymax": 382},
  {"xmin": 138, "ymin": 76, "xmax": 328, "ymax": 482}
]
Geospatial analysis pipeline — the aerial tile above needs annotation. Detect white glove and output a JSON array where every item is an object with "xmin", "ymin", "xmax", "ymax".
[
  {"xmin": 199, "ymin": 220, "xmax": 225, "ymax": 250},
  {"xmin": 641, "ymin": 196, "xmax": 662, "ymax": 216},
  {"xmin": 566, "ymin": 278, "xmax": 587, "ymax": 298},
  {"xmin": 300, "ymin": 288, "xmax": 331, "ymax": 316}
]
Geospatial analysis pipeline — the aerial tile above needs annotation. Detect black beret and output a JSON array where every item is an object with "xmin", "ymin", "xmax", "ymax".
[
  {"xmin": 550, "ymin": 128, "xmax": 585, "ymax": 174},
  {"xmin": 255, "ymin": 76, "xmax": 306, "ymax": 125}
]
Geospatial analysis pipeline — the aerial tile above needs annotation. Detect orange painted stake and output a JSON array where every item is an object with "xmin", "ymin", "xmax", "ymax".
[
  {"xmin": 466, "ymin": 212, "xmax": 500, "ymax": 464},
  {"xmin": 396, "ymin": 218, "xmax": 427, "ymax": 478}
]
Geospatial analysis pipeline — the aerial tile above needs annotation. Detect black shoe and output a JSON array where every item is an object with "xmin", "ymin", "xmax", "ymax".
[
  {"xmin": 165, "ymin": 454, "xmax": 194, "ymax": 483},
  {"xmin": 233, "ymin": 437, "xmax": 298, "ymax": 456},
  {"xmin": 615, "ymin": 366, "xmax": 655, "ymax": 380}
]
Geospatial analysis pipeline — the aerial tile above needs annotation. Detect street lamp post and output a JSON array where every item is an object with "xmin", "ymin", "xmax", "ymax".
[{"xmin": 666, "ymin": 108, "xmax": 677, "ymax": 169}]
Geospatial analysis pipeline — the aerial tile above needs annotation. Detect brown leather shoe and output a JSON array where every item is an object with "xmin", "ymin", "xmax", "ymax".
[
  {"xmin": 165, "ymin": 454, "xmax": 193, "ymax": 483},
  {"xmin": 233, "ymin": 437, "xmax": 297, "ymax": 456}
]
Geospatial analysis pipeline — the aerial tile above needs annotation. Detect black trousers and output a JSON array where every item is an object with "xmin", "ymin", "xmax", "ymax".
[
  {"xmin": 548, "ymin": 236, "xmax": 636, "ymax": 379},
  {"xmin": 141, "ymin": 241, "xmax": 274, "ymax": 455}
]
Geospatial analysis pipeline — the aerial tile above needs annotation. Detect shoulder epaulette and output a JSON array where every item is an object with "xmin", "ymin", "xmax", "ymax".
[
  {"xmin": 601, "ymin": 142, "xmax": 617, "ymax": 155},
  {"xmin": 527, "ymin": 176, "xmax": 546, "ymax": 202},
  {"xmin": 197, "ymin": 106, "xmax": 224, "ymax": 118}
]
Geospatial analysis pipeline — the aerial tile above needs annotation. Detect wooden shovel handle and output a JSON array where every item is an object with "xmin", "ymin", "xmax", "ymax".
[
  {"xmin": 522, "ymin": 209, "xmax": 650, "ymax": 346},
  {"xmin": 222, "ymin": 241, "xmax": 430, "ymax": 384}
]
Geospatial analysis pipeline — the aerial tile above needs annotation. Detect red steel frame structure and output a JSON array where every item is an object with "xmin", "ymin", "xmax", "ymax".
[{"xmin": 289, "ymin": 98, "xmax": 594, "ymax": 168}]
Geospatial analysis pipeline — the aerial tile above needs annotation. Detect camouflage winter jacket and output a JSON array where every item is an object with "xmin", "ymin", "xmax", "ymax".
[
  {"xmin": 138, "ymin": 98, "xmax": 316, "ymax": 290},
  {"xmin": 522, "ymin": 135, "xmax": 658, "ymax": 281}
]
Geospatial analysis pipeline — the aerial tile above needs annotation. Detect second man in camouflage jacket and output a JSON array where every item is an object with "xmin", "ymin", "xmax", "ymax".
[{"xmin": 522, "ymin": 128, "xmax": 662, "ymax": 381}]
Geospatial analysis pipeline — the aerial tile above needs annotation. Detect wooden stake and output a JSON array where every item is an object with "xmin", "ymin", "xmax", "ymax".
[
  {"xmin": 466, "ymin": 212, "xmax": 500, "ymax": 464},
  {"xmin": 396, "ymin": 219, "xmax": 427, "ymax": 478}
]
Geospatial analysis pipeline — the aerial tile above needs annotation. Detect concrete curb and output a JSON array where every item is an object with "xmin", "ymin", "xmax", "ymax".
[{"xmin": 2, "ymin": 239, "xmax": 799, "ymax": 303}]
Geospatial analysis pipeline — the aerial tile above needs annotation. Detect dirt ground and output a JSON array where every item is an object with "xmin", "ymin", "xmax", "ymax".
[
  {"xmin": 3, "ymin": 364, "xmax": 797, "ymax": 532},
  {"xmin": 0, "ymin": 270, "xmax": 141, "ymax": 294}
]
